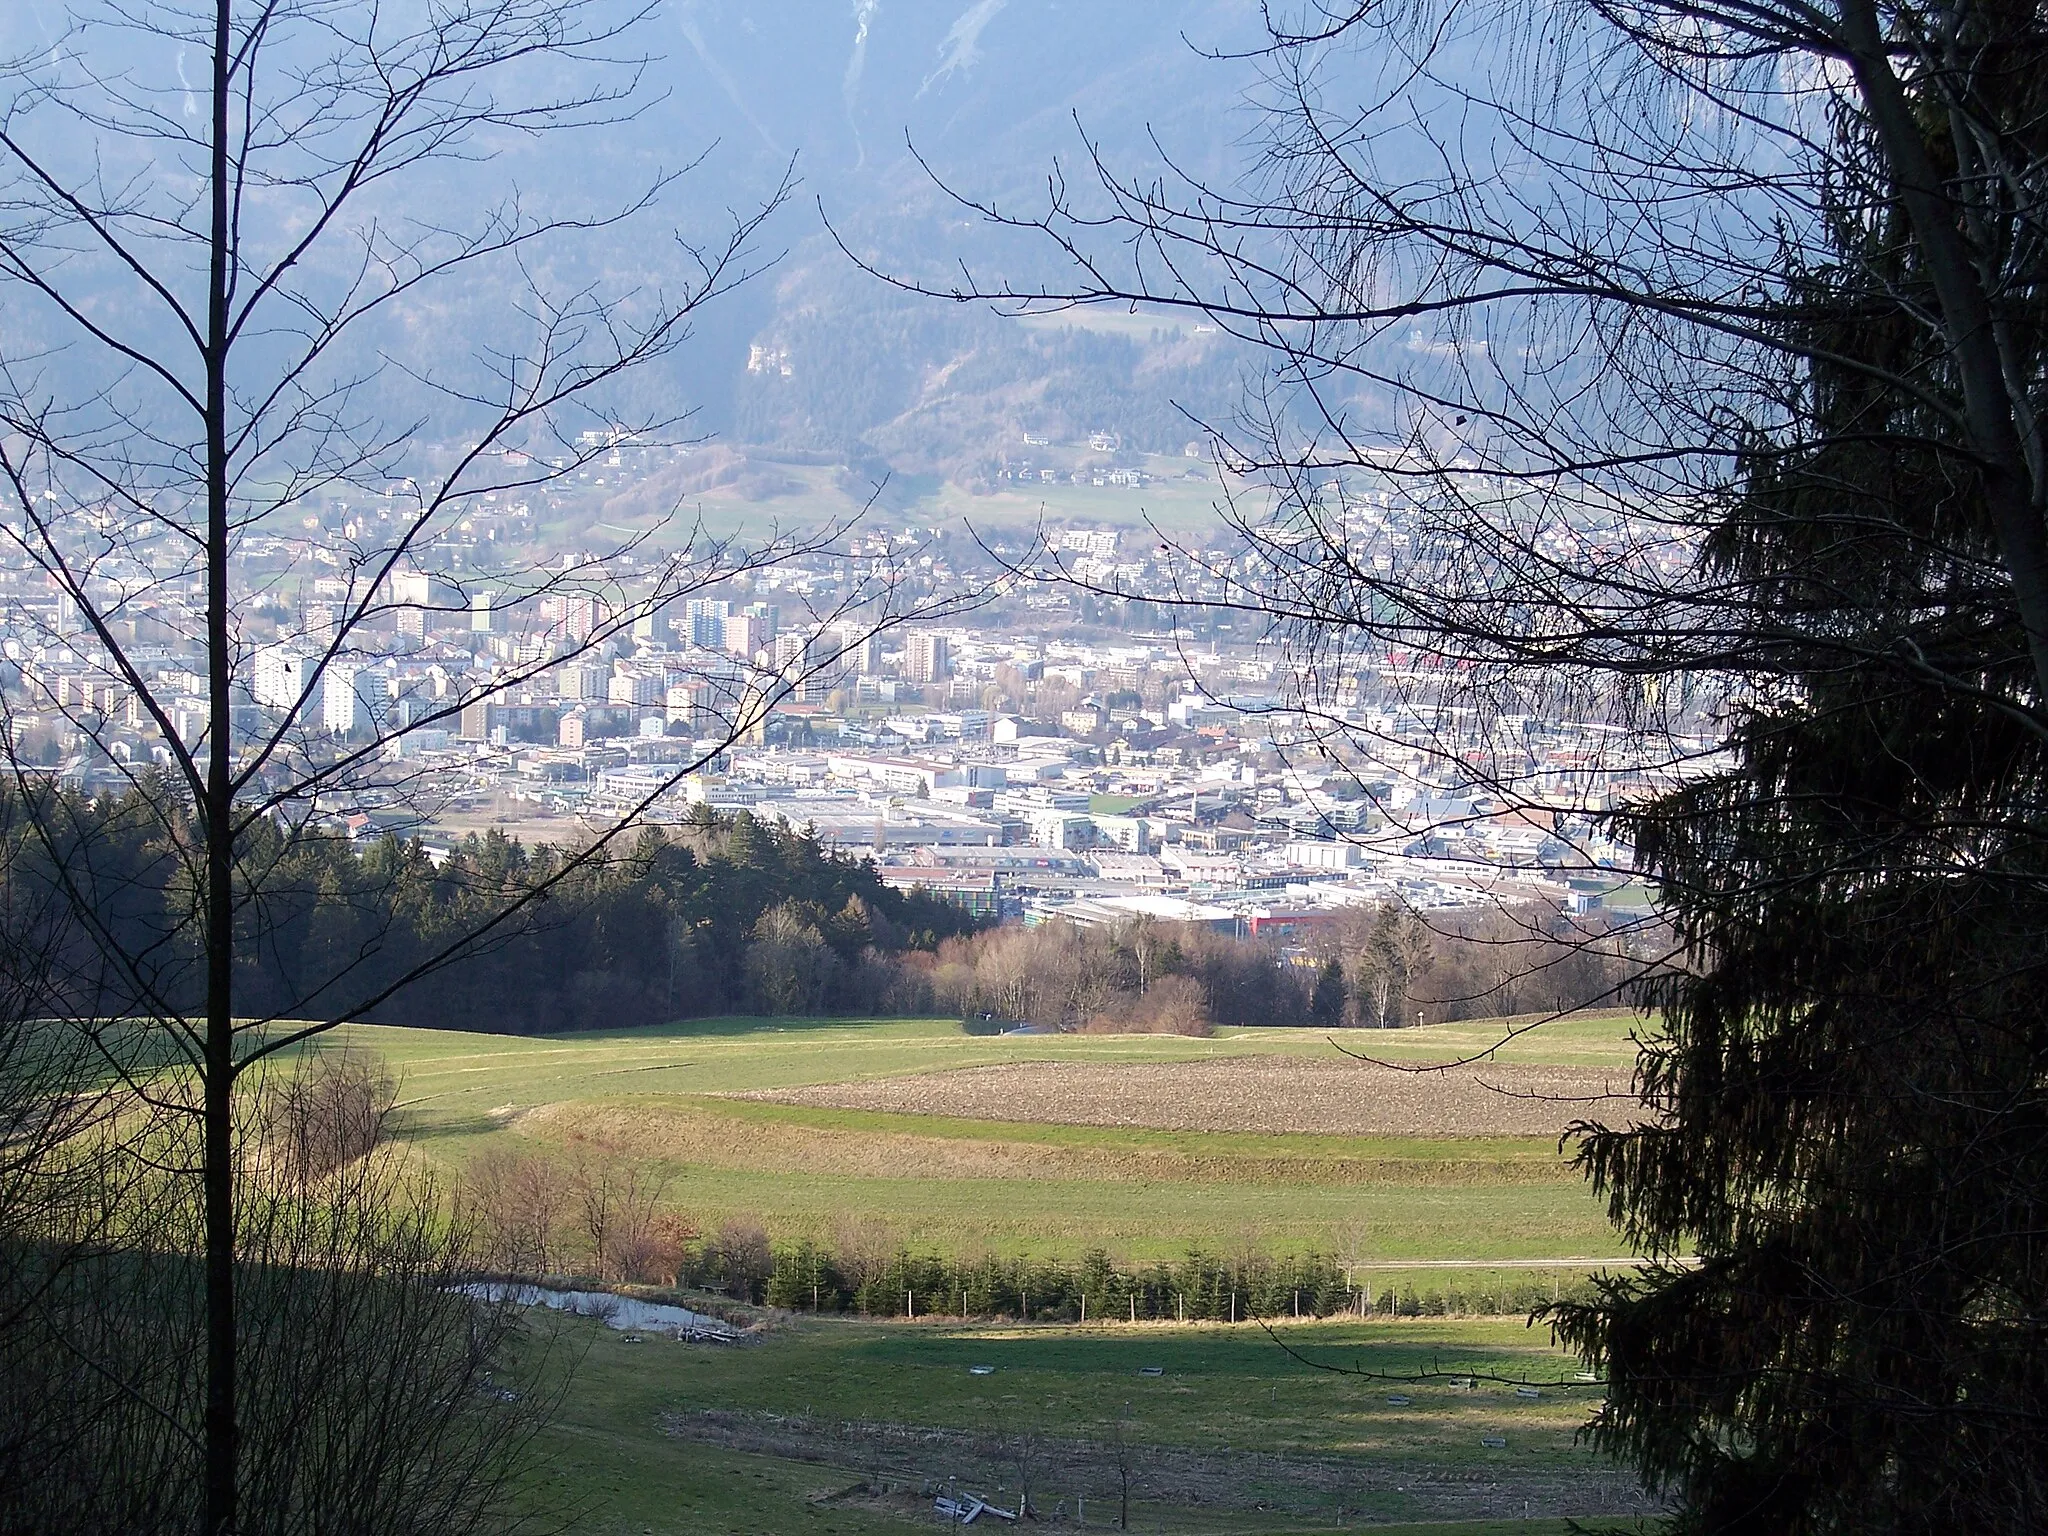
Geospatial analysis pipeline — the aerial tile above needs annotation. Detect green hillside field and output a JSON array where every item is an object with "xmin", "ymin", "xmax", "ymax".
[
  {"xmin": 348, "ymin": 1012, "xmax": 1645, "ymax": 1277},
  {"xmin": 329, "ymin": 1013, "xmax": 1658, "ymax": 1532},
  {"xmin": 525, "ymin": 1311, "xmax": 1657, "ymax": 1535}
]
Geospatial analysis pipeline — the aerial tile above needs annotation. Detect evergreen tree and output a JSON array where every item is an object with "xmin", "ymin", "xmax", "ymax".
[
  {"xmin": 1308, "ymin": 958, "xmax": 1347, "ymax": 1028},
  {"xmin": 1551, "ymin": 52, "xmax": 2048, "ymax": 1529}
]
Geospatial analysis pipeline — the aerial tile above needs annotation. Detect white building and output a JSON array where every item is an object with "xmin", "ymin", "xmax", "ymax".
[
  {"xmin": 843, "ymin": 631, "xmax": 884, "ymax": 676},
  {"xmin": 387, "ymin": 568, "xmax": 453, "ymax": 609},
  {"xmin": 826, "ymin": 753, "xmax": 964, "ymax": 795},
  {"xmin": 608, "ymin": 669, "xmax": 663, "ymax": 707},
  {"xmin": 1285, "ymin": 839, "xmax": 1364, "ymax": 870},
  {"xmin": 1029, "ymin": 809, "xmax": 1095, "ymax": 850},
  {"xmin": 252, "ymin": 644, "xmax": 310, "ymax": 712},
  {"xmin": 322, "ymin": 663, "xmax": 367, "ymax": 735},
  {"xmin": 685, "ymin": 597, "xmax": 730, "ymax": 647}
]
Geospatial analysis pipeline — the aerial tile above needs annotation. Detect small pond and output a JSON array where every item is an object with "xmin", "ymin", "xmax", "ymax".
[{"xmin": 459, "ymin": 1283, "xmax": 738, "ymax": 1340}]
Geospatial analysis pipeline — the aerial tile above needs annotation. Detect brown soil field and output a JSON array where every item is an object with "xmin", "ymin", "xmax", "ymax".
[
  {"xmin": 513, "ymin": 1099, "xmax": 1575, "ymax": 1185},
  {"xmin": 519, "ymin": 1099, "xmax": 1084, "ymax": 1181},
  {"xmin": 743, "ymin": 1057, "xmax": 1637, "ymax": 1138}
]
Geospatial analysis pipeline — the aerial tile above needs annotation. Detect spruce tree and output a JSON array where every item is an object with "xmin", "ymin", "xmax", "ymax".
[
  {"xmin": 1552, "ymin": 66, "xmax": 2048, "ymax": 1529},
  {"xmin": 1309, "ymin": 958, "xmax": 1348, "ymax": 1028}
]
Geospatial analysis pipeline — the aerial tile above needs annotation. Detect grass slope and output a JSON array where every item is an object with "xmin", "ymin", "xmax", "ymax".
[
  {"xmin": 350, "ymin": 1017, "xmax": 1659, "ymax": 1527},
  {"xmin": 363, "ymin": 1013, "xmax": 1640, "ymax": 1129},
  {"xmin": 530, "ymin": 1311, "xmax": 1652, "ymax": 1535},
  {"xmin": 338, "ymin": 1014, "xmax": 1641, "ymax": 1268}
]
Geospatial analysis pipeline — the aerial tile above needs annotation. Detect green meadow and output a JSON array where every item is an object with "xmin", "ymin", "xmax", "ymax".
[
  {"xmin": 347, "ymin": 1013, "xmax": 1642, "ymax": 1268},
  {"xmin": 334, "ymin": 1013, "xmax": 1657, "ymax": 1530},
  {"xmin": 527, "ymin": 1311, "xmax": 1655, "ymax": 1535}
]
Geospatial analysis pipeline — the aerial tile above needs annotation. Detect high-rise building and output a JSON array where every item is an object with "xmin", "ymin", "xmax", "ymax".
[
  {"xmin": 665, "ymin": 680, "xmax": 711, "ymax": 730},
  {"xmin": 608, "ymin": 669, "xmax": 663, "ymax": 707},
  {"xmin": 388, "ymin": 568, "xmax": 452, "ymax": 611},
  {"xmin": 457, "ymin": 693, "xmax": 493, "ymax": 741},
  {"xmin": 321, "ymin": 664, "xmax": 366, "ymax": 735},
  {"xmin": 252, "ymin": 644, "xmax": 310, "ymax": 712},
  {"xmin": 553, "ymin": 661, "xmax": 602, "ymax": 701},
  {"xmin": 906, "ymin": 632, "xmax": 951, "ymax": 684},
  {"xmin": 782, "ymin": 631, "xmax": 849, "ymax": 703},
  {"xmin": 686, "ymin": 597, "xmax": 731, "ymax": 648},
  {"xmin": 723, "ymin": 612, "xmax": 765, "ymax": 659},
  {"xmin": 844, "ymin": 631, "xmax": 884, "ymax": 677},
  {"xmin": 540, "ymin": 591, "xmax": 601, "ymax": 643}
]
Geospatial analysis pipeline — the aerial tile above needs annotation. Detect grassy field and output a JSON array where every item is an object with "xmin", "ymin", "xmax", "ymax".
[
  {"xmin": 343, "ymin": 1013, "xmax": 1644, "ymax": 1268},
  {"xmin": 536, "ymin": 453, "xmax": 1253, "ymax": 548},
  {"xmin": 525, "ymin": 1309, "xmax": 1658, "ymax": 1535},
  {"xmin": 335, "ymin": 1014, "xmax": 1658, "ymax": 1529}
]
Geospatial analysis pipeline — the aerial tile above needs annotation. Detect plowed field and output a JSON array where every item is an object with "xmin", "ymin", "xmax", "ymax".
[{"xmin": 745, "ymin": 1056, "xmax": 1637, "ymax": 1138}]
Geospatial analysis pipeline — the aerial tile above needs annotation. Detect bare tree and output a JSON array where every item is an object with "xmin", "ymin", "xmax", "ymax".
[
  {"xmin": 0, "ymin": 3, "xmax": 971, "ymax": 1527},
  {"xmin": 569, "ymin": 1148, "xmax": 670, "ymax": 1284},
  {"xmin": 1104, "ymin": 1404, "xmax": 1140, "ymax": 1530},
  {"xmin": 259, "ymin": 1042, "xmax": 395, "ymax": 1186},
  {"xmin": 3, "ymin": 1048, "xmax": 561, "ymax": 1535},
  {"xmin": 709, "ymin": 1214, "xmax": 772, "ymax": 1303},
  {"xmin": 743, "ymin": 903, "xmax": 841, "ymax": 1016},
  {"xmin": 829, "ymin": 1212, "xmax": 899, "ymax": 1307},
  {"xmin": 984, "ymin": 1407, "xmax": 1049, "ymax": 1522},
  {"xmin": 462, "ymin": 1145, "xmax": 569, "ymax": 1277},
  {"xmin": 0, "ymin": 795, "xmax": 171, "ymax": 1511}
]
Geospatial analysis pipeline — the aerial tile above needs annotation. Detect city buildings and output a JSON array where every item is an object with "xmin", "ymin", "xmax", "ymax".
[
  {"xmin": 906, "ymin": 631, "xmax": 950, "ymax": 684},
  {"xmin": 4, "ymin": 451, "xmax": 1678, "ymax": 944}
]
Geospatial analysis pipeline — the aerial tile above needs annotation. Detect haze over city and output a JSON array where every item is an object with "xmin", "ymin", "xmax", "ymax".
[{"xmin": 1, "ymin": 2, "xmax": 2041, "ymax": 1533}]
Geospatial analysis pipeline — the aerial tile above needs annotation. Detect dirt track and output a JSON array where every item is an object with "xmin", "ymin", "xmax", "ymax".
[
  {"xmin": 745, "ymin": 1057, "xmax": 1639, "ymax": 1138},
  {"xmin": 664, "ymin": 1408, "xmax": 1661, "ymax": 1524}
]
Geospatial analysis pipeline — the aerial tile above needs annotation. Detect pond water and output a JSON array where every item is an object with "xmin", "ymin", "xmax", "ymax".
[{"xmin": 460, "ymin": 1283, "xmax": 738, "ymax": 1339}]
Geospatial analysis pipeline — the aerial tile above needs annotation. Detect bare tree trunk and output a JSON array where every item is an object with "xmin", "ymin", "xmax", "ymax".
[
  {"xmin": 0, "ymin": 4, "xmax": 953, "ymax": 1518},
  {"xmin": 202, "ymin": 2, "xmax": 237, "ymax": 1525}
]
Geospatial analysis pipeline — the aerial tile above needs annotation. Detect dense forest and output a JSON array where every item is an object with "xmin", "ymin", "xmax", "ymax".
[
  {"xmin": 2, "ymin": 783, "xmax": 1634, "ymax": 1037},
  {"xmin": 2, "ymin": 786, "xmax": 978, "ymax": 1034}
]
